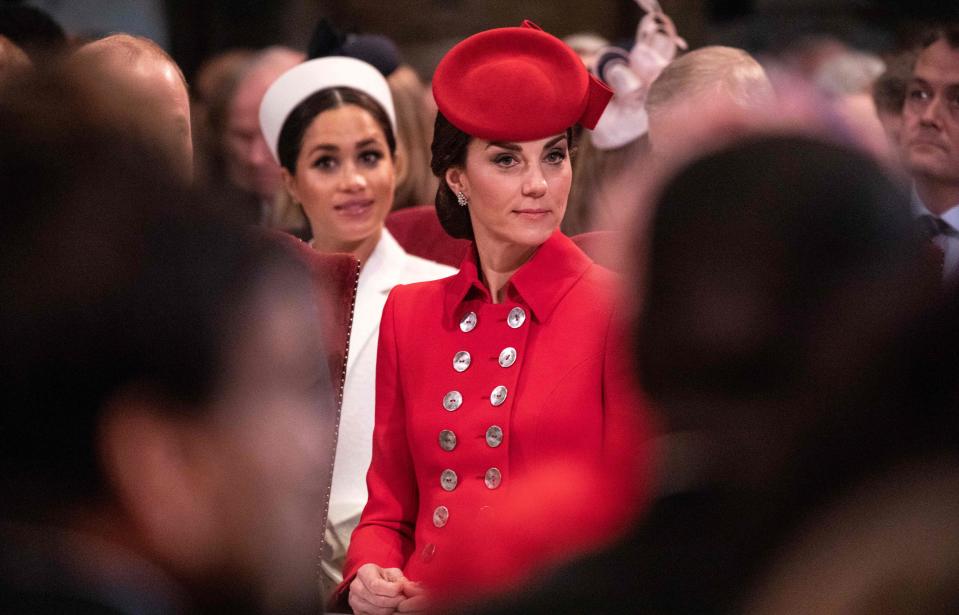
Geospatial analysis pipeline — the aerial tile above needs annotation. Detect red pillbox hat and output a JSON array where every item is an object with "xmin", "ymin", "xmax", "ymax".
[{"xmin": 432, "ymin": 20, "xmax": 613, "ymax": 141}]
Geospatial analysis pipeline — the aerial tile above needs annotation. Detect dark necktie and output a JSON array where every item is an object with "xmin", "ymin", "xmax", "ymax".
[
  {"xmin": 917, "ymin": 214, "xmax": 957, "ymax": 240},
  {"xmin": 917, "ymin": 214, "xmax": 955, "ymax": 281}
]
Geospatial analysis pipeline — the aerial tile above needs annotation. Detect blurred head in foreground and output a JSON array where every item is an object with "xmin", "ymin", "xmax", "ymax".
[
  {"xmin": 635, "ymin": 134, "xmax": 935, "ymax": 490},
  {"xmin": 0, "ymin": 68, "xmax": 331, "ymax": 614},
  {"xmin": 0, "ymin": 34, "xmax": 30, "ymax": 80},
  {"xmin": 622, "ymin": 136, "xmax": 949, "ymax": 615},
  {"xmin": 75, "ymin": 34, "xmax": 193, "ymax": 181},
  {"xmin": 645, "ymin": 46, "xmax": 774, "ymax": 160}
]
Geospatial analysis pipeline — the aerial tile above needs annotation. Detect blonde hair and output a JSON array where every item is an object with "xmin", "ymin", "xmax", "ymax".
[
  {"xmin": 387, "ymin": 64, "xmax": 437, "ymax": 209},
  {"xmin": 646, "ymin": 46, "xmax": 773, "ymax": 116}
]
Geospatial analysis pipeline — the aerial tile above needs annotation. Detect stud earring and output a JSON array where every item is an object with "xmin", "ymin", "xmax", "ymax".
[{"xmin": 456, "ymin": 191, "xmax": 469, "ymax": 207}]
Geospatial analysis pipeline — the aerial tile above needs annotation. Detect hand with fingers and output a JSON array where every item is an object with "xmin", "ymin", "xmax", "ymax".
[
  {"xmin": 397, "ymin": 580, "xmax": 429, "ymax": 613},
  {"xmin": 348, "ymin": 563, "xmax": 410, "ymax": 615}
]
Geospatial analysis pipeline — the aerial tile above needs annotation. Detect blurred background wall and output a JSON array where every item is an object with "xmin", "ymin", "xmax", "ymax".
[{"xmin": 7, "ymin": 0, "xmax": 956, "ymax": 82}]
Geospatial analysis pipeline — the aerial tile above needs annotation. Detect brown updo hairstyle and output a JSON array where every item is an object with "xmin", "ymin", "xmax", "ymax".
[
  {"xmin": 431, "ymin": 111, "xmax": 575, "ymax": 240},
  {"xmin": 278, "ymin": 86, "xmax": 396, "ymax": 173},
  {"xmin": 431, "ymin": 111, "xmax": 474, "ymax": 239}
]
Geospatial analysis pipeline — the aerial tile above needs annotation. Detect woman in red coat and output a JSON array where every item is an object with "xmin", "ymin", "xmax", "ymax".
[{"xmin": 339, "ymin": 21, "xmax": 653, "ymax": 614}]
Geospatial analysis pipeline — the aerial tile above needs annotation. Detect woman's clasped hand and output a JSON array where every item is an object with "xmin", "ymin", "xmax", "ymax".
[{"xmin": 349, "ymin": 563, "xmax": 428, "ymax": 615}]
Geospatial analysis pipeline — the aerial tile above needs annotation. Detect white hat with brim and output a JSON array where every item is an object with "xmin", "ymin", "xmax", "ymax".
[{"xmin": 259, "ymin": 56, "xmax": 396, "ymax": 164}]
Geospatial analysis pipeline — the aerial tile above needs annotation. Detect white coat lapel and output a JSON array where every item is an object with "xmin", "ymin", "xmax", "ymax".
[{"xmin": 346, "ymin": 230, "xmax": 408, "ymax": 372}]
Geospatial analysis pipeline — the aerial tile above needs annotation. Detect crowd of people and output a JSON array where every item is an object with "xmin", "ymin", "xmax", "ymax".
[{"xmin": 2, "ymin": 2, "xmax": 959, "ymax": 614}]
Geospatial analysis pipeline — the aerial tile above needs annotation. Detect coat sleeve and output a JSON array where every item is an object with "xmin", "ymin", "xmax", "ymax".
[{"xmin": 332, "ymin": 289, "xmax": 420, "ymax": 607}]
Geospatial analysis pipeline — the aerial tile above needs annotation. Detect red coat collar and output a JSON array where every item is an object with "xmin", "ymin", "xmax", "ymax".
[{"xmin": 443, "ymin": 230, "xmax": 593, "ymax": 327}]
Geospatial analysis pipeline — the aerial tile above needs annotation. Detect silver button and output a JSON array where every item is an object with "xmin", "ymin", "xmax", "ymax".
[
  {"xmin": 453, "ymin": 351, "xmax": 471, "ymax": 372},
  {"xmin": 440, "ymin": 469, "xmax": 458, "ymax": 491},
  {"xmin": 485, "ymin": 467, "xmax": 502, "ymax": 489},
  {"xmin": 460, "ymin": 311, "xmax": 478, "ymax": 333},
  {"xmin": 443, "ymin": 390, "xmax": 463, "ymax": 411},
  {"xmin": 485, "ymin": 425, "xmax": 503, "ymax": 448},
  {"xmin": 439, "ymin": 429, "xmax": 457, "ymax": 452},
  {"xmin": 433, "ymin": 506, "xmax": 449, "ymax": 527},
  {"xmin": 507, "ymin": 307, "xmax": 526, "ymax": 328},
  {"xmin": 421, "ymin": 543, "xmax": 436, "ymax": 562},
  {"xmin": 498, "ymin": 347, "xmax": 517, "ymax": 368},
  {"xmin": 490, "ymin": 385, "xmax": 508, "ymax": 406}
]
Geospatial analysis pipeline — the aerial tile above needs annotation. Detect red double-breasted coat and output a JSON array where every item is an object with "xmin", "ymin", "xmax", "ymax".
[{"xmin": 337, "ymin": 231, "xmax": 652, "ymax": 603}]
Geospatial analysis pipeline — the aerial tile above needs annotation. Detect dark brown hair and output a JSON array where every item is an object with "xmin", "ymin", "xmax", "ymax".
[
  {"xmin": 430, "ymin": 111, "xmax": 474, "ymax": 239},
  {"xmin": 873, "ymin": 50, "xmax": 916, "ymax": 115},
  {"xmin": 430, "ymin": 111, "xmax": 575, "ymax": 240},
  {"xmin": 278, "ymin": 86, "xmax": 396, "ymax": 173},
  {"xmin": 919, "ymin": 25, "xmax": 959, "ymax": 50}
]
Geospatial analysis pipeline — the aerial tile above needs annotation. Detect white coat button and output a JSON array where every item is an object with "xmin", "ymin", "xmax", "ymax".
[
  {"xmin": 443, "ymin": 391, "xmax": 463, "ymax": 411},
  {"xmin": 453, "ymin": 351, "xmax": 471, "ymax": 372},
  {"xmin": 498, "ymin": 347, "xmax": 517, "ymax": 368},
  {"xmin": 440, "ymin": 469, "xmax": 458, "ymax": 491},
  {"xmin": 485, "ymin": 467, "xmax": 502, "ymax": 489},
  {"xmin": 433, "ymin": 506, "xmax": 449, "ymax": 527},
  {"xmin": 485, "ymin": 425, "xmax": 504, "ymax": 448},
  {"xmin": 439, "ymin": 429, "xmax": 457, "ymax": 451},
  {"xmin": 507, "ymin": 307, "xmax": 526, "ymax": 328},
  {"xmin": 490, "ymin": 385, "xmax": 508, "ymax": 406},
  {"xmin": 460, "ymin": 311, "xmax": 478, "ymax": 332}
]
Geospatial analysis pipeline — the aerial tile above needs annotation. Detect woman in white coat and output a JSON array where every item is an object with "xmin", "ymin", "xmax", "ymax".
[{"xmin": 259, "ymin": 56, "xmax": 455, "ymax": 589}]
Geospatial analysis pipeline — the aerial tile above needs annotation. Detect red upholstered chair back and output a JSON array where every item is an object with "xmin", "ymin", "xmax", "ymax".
[
  {"xmin": 266, "ymin": 230, "xmax": 359, "ymax": 561},
  {"xmin": 266, "ymin": 231, "xmax": 359, "ymax": 410},
  {"xmin": 571, "ymin": 230, "xmax": 623, "ymax": 272},
  {"xmin": 386, "ymin": 204, "xmax": 469, "ymax": 268}
]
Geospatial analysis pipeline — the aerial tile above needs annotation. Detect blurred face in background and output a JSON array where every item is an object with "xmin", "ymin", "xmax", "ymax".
[
  {"xmin": 225, "ymin": 52, "xmax": 303, "ymax": 200},
  {"xmin": 902, "ymin": 38, "xmax": 959, "ymax": 188}
]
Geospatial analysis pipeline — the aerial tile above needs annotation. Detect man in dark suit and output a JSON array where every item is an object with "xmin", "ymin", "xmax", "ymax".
[{"xmin": 901, "ymin": 25, "xmax": 959, "ymax": 282}]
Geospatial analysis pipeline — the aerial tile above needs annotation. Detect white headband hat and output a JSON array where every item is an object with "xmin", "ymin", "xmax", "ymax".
[{"xmin": 259, "ymin": 56, "xmax": 397, "ymax": 164}]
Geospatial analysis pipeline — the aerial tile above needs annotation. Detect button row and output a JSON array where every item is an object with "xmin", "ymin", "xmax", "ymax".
[
  {"xmin": 437, "ymin": 426, "xmax": 502, "ymax": 451},
  {"xmin": 452, "ymin": 347, "xmax": 517, "ymax": 372},
  {"xmin": 459, "ymin": 307, "xmax": 528, "ymax": 333},
  {"xmin": 435, "ymin": 467, "xmax": 503, "ymax": 493},
  {"xmin": 443, "ymin": 386, "xmax": 509, "ymax": 411}
]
